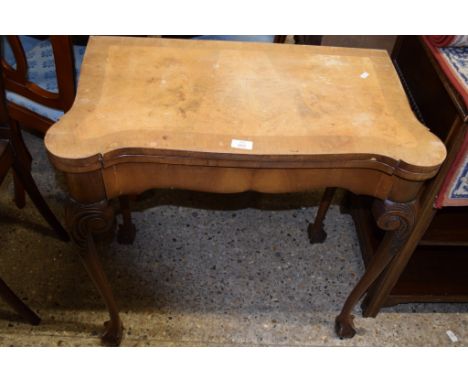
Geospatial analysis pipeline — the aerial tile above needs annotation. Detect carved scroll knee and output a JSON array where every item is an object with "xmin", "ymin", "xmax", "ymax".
[{"xmin": 65, "ymin": 199, "xmax": 115, "ymax": 247}]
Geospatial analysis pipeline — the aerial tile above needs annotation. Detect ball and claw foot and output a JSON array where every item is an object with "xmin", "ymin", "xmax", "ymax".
[
  {"xmin": 308, "ymin": 223, "xmax": 327, "ymax": 244},
  {"xmin": 335, "ymin": 314, "xmax": 357, "ymax": 339},
  {"xmin": 101, "ymin": 319, "xmax": 124, "ymax": 346},
  {"xmin": 117, "ymin": 223, "xmax": 136, "ymax": 245}
]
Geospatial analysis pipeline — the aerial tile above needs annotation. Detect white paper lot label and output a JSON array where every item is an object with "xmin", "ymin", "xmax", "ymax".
[
  {"xmin": 446, "ymin": 330, "xmax": 458, "ymax": 343},
  {"xmin": 231, "ymin": 139, "xmax": 253, "ymax": 150}
]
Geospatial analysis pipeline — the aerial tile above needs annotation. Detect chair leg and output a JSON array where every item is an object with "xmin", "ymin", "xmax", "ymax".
[
  {"xmin": 13, "ymin": 173, "xmax": 26, "ymax": 209},
  {"xmin": 9, "ymin": 120, "xmax": 31, "ymax": 209},
  {"xmin": 117, "ymin": 195, "xmax": 136, "ymax": 245},
  {"xmin": 12, "ymin": 157, "xmax": 69, "ymax": 242},
  {"xmin": 0, "ymin": 277, "xmax": 41, "ymax": 325},
  {"xmin": 308, "ymin": 187, "xmax": 336, "ymax": 244}
]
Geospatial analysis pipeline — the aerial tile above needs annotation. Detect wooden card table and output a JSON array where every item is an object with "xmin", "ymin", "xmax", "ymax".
[{"xmin": 44, "ymin": 36, "xmax": 446, "ymax": 346}]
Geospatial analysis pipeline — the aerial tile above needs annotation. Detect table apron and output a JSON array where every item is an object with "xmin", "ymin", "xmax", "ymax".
[{"xmin": 77, "ymin": 162, "xmax": 425, "ymax": 203}]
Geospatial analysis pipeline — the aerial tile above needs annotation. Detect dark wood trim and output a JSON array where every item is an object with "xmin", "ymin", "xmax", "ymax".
[
  {"xmin": 7, "ymin": 101, "xmax": 54, "ymax": 135},
  {"xmin": 50, "ymin": 36, "xmax": 76, "ymax": 111},
  {"xmin": 2, "ymin": 36, "xmax": 28, "ymax": 82}
]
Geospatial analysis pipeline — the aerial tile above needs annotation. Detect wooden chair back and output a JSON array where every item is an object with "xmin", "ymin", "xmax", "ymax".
[
  {"xmin": 1, "ymin": 36, "xmax": 77, "ymax": 135},
  {"xmin": 1, "ymin": 36, "xmax": 76, "ymax": 112}
]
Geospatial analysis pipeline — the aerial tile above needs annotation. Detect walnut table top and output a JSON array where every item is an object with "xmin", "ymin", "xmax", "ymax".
[{"xmin": 45, "ymin": 36, "xmax": 445, "ymax": 171}]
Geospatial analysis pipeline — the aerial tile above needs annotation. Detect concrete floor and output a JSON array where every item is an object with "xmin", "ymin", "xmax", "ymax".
[{"xmin": 0, "ymin": 132, "xmax": 467, "ymax": 346}]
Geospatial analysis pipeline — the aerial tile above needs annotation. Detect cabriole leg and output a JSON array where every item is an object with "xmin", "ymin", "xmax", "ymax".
[
  {"xmin": 66, "ymin": 199, "xmax": 123, "ymax": 346},
  {"xmin": 308, "ymin": 187, "xmax": 336, "ymax": 243},
  {"xmin": 335, "ymin": 198, "xmax": 417, "ymax": 338}
]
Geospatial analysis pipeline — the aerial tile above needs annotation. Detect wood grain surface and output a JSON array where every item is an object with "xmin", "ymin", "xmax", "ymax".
[{"xmin": 45, "ymin": 36, "xmax": 446, "ymax": 169}]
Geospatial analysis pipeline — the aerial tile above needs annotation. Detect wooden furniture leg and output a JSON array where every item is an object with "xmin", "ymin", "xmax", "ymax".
[
  {"xmin": 308, "ymin": 187, "xmax": 336, "ymax": 243},
  {"xmin": 9, "ymin": 120, "xmax": 31, "ymax": 209},
  {"xmin": 66, "ymin": 199, "xmax": 123, "ymax": 346},
  {"xmin": 11, "ymin": 152, "xmax": 69, "ymax": 242},
  {"xmin": 335, "ymin": 198, "xmax": 417, "ymax": 338},
  {"xmin": 0, "ymin": 277, "xmax": 41, "ymax": 325},
  {"xmin": 13, "ymin": 173, "xmax": 26, "ymax": 208},
  {"xmin": 117, "ymin": 195, "xmax": 136, "ymax": 245}
]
